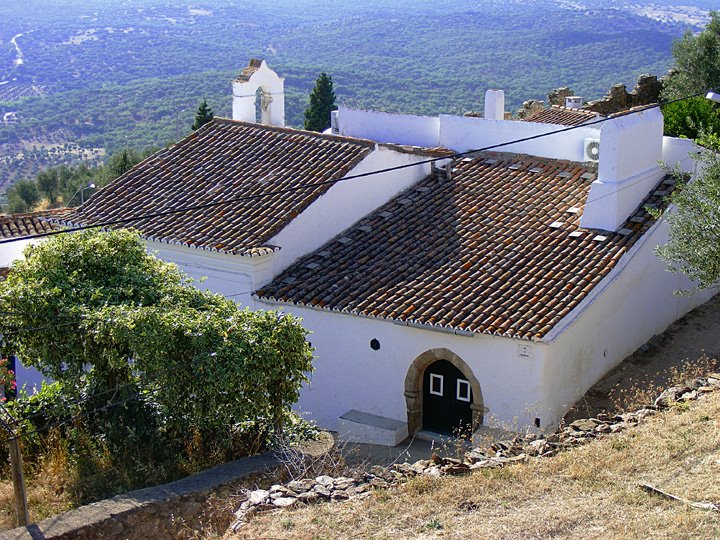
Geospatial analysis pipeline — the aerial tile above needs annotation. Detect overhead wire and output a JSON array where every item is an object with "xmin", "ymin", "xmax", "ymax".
[
  {"xmin": 0, "ymin": 91, "xmax": 713, "ymax": 444},
  {"xmin": 0, "ymin": 89, "xmax": 710, "ymax": 248}
]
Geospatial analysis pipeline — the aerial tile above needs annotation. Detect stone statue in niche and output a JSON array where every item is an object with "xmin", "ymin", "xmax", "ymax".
[{"xmin": 261, "ymin": 89, "xmax": 273, "ymax": 112}]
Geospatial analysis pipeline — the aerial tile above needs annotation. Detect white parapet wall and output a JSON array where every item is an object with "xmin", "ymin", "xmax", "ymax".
[
  {"xmin": 581, "ymin": 108, "xmax": 665, "ymax": 231},
  {"xmin": 332, "ymin": 106, "xmax": 600, "ymax": 162},
  {"xmin": 438, "ymin": 114, "xmax": 599, "ymax": 161},
  {"xmin": 335, "ymin": 107, "xmax": 440, "ymax": 148}
]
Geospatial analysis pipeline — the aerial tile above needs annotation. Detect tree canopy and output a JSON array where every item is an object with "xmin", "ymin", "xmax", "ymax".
[
  {"xmin": 0, "ymin": 229, "xmax": 314, "ymax": 445},
  {"xmin": 192, "ymin": 98, "xmax": 214, "ymax": 131},
  {"xmin": 304, "ymin": 72, "xmax": 336, "ymax": 132},
  {"xmin": 656, "ymin": 137, "xmax": 720, "ymax": 291},
  {"xmin": 656, "ymin": 12, "xmax": 720, "ymax": 290},
  {"xmin": 662, "ymin": 11, "xmax": 720, "ymax": 101},
  {"xmin": 3, "ymin": 147, "xmax": 150, "ymax": 213},
  {"xmin": 661, "ymin": 11, "xmax": 720, "ymax": 140}
]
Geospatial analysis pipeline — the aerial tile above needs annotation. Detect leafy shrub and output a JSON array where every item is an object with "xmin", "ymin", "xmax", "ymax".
[
  {"xmin": 662, "ymin": 97, "xmax": 720, "ymax": 140},
  {"xmin": 0, "ymin": 229, "xmax": 315, "ymax": 501}
]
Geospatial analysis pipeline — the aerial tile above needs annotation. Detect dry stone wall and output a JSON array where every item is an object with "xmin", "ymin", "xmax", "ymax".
[{"xmin": 2, "ymin": 453, "xmax": 277, "ymax": 540}]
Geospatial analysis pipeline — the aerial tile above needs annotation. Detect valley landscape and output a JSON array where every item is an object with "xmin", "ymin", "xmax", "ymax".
[
  {"xmin": 0, "ymin": 0, "xmax": 715, "ymax": 194},
  {"xmin": 1, "ymin": 2, "xmax": 719, "ymax": 537}
]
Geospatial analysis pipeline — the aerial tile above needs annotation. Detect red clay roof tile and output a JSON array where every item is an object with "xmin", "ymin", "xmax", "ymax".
[
  {"xmin": 63, "ymin": 119, "xmax": 374, "ymax": 255},
  {"xmin": 257, "ymin": 152, "xmax": 674, "ymax": 340},
  {"xmin": 524, "ymin": 106, "xmax": 599, "ymax": 126},
  {"xmin": 0, "ymin": 208, "xmax": 71, "ymax": 239}
]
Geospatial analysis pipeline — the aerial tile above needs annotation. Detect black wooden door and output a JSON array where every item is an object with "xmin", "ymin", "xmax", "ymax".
[{"xmin": 422, "ymin": 360, "xmax": 473, "ymax": 436}]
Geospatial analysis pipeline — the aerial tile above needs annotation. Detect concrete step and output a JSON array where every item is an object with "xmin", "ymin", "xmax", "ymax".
[{"xmin": 338, "ymin": 409, "xmax": 409, "ymax": 447}]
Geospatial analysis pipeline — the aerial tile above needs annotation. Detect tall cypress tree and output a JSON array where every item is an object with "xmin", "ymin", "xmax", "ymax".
[
  {"xmin": 304, "ymin": 72, "xmax": 336, "ymax": 132},
  {"xmin": 192, "ymin": 98, "xmax": 214, "ymax": 131}
]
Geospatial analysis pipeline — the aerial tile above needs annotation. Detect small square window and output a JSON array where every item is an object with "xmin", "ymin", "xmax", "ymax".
[
  {"xmin": 429, "ymin": 373, "xmax": 443, "ymax": 396},
  {"xmin": 456, "ymin": 379, "xmax": 471, "ymax": 402}
]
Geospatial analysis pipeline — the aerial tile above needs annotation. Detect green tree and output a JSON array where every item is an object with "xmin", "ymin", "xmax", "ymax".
[
  {"xmin": 192, "ymin": 98, "xmax": 214, "ymax": 131},
  {"xmin": 36, "ymin": 168, "xmax": 60, "ymax": 205},
  {"xmin": 6, "ymin": 180, "xmax": 39, "ymax": 213},
  {"xmin": 662, "ymin": 97, "xmax": 720, "ymax": 140},
  {"xmin": 656, "ymin": 137, "xmax": 720, "ymax": 291},
  {"xmin": 304, "ymin": 72, "xmax": 336, "ymax": 132},
  {"xmin": 110, "ymin": 149, "xmax": 132, "ymax": 177},
  {"xmin": 0, "ymin": 229, "xmax": 314, "ymax": 446},
  {"xmin": 662, "ymin": 11, "xmax": 720, "ymax": 101}
]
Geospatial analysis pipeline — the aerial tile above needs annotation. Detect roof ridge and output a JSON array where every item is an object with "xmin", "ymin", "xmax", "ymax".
[
  {"xmin": 210, "ymin": 117, "xmax": 377, "ymax": 148},
  {"xmin": 0, "ymin": 207, "xmax": 76, "ymax": 219}
]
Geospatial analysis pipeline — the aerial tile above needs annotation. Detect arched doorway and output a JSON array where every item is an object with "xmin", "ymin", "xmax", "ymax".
[
  {"xmin": 423, "ymin": 359, "xmax": 473, "ymax": 435},
  {"xmin": 404, "ymin": 348, "xmax": 484, "ymax": 436}
]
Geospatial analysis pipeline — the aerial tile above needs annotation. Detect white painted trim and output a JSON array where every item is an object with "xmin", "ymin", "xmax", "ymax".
[
  {"xmin": 429, "ymin": 373, "xmax": 443, "ymax": 396},
  {"xmin": 456, "ymin": 379, "xmax": 471, "ymax": 402}
]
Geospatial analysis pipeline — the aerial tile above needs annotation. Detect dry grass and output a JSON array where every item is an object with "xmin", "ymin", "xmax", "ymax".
[
  {"xmin": 609, "ymin": 354, "xmax": 719, "ymax": 413},
  {"xmin": 230, "ymin": 392, "xmax": 720, "ymax": 539},
  {"xmin": 0, "ymin": 433, "xmax": 74, "ymax": 530}
]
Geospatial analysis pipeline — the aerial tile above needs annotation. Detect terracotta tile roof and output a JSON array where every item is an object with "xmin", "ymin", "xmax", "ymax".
[
  {"xmin": 0, "ymin": 208, "xmax": 71, "ymax": 239},
  {"xmin": 524, "ymin": 106, "xmax": 599, "ymax": 126},
  {"xmin": 257, "ymin": 153, "xmax": 674, "ymax": 340},
  {"xmin": 61, "ymin": 119, "xmax": 374, "ymax": 255}
]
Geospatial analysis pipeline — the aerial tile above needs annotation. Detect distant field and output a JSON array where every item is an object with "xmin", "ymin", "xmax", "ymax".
[{"xmin": 0, "ymin": 0, "xmax": 713, "ymax": 191}]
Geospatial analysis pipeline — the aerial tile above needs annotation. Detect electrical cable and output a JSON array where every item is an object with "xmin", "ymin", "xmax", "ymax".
[{"xmin": 0, "ymin": 90, "xmax": 709, "ymax": 248}]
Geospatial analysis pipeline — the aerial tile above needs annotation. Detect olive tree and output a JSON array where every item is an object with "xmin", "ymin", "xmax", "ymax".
[{"xmin": 656, "ymin": 140, "xmax": 720, "ymax": 291}]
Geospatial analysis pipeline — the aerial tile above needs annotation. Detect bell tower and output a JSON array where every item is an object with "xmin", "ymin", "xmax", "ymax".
[{"xmin": 232, "ymin": 59, "xmax": 285, "ymax": 127}]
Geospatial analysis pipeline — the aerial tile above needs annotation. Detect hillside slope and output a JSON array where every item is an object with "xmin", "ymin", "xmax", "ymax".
[
  {"xmin": 234, "ymin": 390, "xmax": 720, "ymax": 539},
  {"xmin": 0, "ymin": 0, "xmax": 710, "ymax": 191}
]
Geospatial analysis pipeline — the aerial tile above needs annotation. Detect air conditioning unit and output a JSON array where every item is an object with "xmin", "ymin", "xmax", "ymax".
[
  {"xmin": 584, "ymin": 138, "xmax": 600, "ymax": 163},
  {"xmin": 330, "ymin": 110, "xmax": 339, "ymax": 134}
]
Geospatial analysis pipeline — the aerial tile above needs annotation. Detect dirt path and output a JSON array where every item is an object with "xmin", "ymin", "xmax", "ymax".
[{"xmin": 566, "ymin": 292, "xmax": 720, "ymax": 420}]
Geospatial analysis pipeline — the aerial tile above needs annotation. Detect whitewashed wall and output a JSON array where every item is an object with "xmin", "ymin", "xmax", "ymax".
[
  {"xmin": 582, "ymin": 109, "xmax": 666, "ymax": 231},
  {"xmin": 438, "ymin": 115, "xmax": 599, "ymax": 161},
  {"xmin": 146, "ymin": 241, "xmax": 269, "ymax": 308},
  {"xmin": 12, "ymin": 356, "xmax": 46, "ymax": 394},
  {"xmin": 336, "ymin": 107, "xmax": 439, "ymax": 148},
  {"xmin": 334, "ymin": 107, "xmax": 601, "ymax": 162},
  {"xmin": 253, "ymin": 300, "xmax": 548, "ymax": 432},
  {"xmin": 541, "ymin": 219, "xmax": 716, "ymax": 425},
  {"xmin": 268, "ymin": 147, "xmax": 432, "ymax": 279},
  {"xmin": 0, "ymin": 238, "xmax": 33, "ymax": 268},
  {"xmin": 0, "ymin": 238, "xmax": 46, "ymax": 394}
]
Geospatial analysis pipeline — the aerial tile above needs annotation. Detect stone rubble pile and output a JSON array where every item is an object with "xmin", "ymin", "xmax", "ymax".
[
  {"xmin": 230, "ymin": 373, "xmax": 720, "ymax": 530},
  {"xmin": 230, "ymin": 466, "xmax": 401, "ymax": 531}
]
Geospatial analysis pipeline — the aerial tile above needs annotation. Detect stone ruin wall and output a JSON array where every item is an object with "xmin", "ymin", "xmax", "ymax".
[{"xmin": 517, "ymin": 74, "xmax": 665, "ymax": 119}]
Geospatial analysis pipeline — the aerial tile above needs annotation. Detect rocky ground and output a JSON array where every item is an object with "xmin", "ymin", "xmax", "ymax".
[{"xmin": 229, "ymin": 372, "xmax": 720, "ymax": 533}]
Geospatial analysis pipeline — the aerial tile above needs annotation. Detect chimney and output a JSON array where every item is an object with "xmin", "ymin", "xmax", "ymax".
[
  {"xmin": 232, "ymin": 59, "xmax": 285, "ymax": 127},
  {"xmin": 580, "ymin": 108, "xmax": 664, "ymax": 231},
  {"xmin": 565, "ymin": 96, "xmax": 583, "ymax": 110},
  {"xmin": 484, "ymin": 89, "xmax": 505, "ymax": 121}
]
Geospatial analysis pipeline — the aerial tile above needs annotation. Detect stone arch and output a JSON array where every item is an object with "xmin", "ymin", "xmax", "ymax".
[
  {"xmin": 404, "ymin": 348, "xmax": 484, "ymax": 435},
  {"xmin": 232, "ymin": 59, "xmax": 285, "ymax": 126}
]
